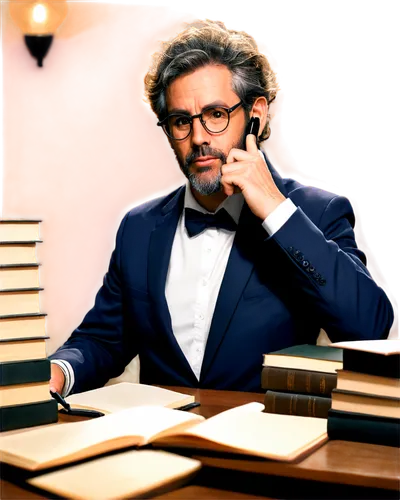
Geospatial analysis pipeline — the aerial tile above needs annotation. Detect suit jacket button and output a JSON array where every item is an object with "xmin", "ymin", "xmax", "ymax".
[{"xmin": 302, "ymin": 260, "xmax": 310, "ymax": 268}]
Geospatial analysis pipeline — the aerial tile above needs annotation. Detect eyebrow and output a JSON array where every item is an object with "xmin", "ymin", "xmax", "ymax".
[{"xmin": 168, "ymin": 100, "xmax": 230, "ymax": 115}]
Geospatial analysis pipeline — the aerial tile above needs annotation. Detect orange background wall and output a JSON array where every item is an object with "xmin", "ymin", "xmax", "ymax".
[{"xmin": 1, "ymin": 2, "xmax": 398, "ymax": 353}]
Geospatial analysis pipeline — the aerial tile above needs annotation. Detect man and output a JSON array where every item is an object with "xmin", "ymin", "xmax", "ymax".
[{"xmin": 50, "ymin": 20, "xmax": 393, "ymax": 395}]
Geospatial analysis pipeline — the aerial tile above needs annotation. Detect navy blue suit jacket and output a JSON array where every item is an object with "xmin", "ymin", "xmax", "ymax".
[{"xmin": 51, "ymin": 158, "xmax": 393, "ymax": 393}]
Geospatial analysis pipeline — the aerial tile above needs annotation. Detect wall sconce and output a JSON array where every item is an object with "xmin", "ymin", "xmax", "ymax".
[{"xmin": 9, "ymin": 0, "xmax": 68, "ymax": 67}]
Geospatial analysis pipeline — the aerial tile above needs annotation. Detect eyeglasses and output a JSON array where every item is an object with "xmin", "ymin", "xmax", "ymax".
[{"xmin": 157, "ymin": 101, "xmax": 243, "ymax": 141}]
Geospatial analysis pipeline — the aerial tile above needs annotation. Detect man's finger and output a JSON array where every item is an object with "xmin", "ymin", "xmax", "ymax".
[
  {"xmin": 221, "ymin": 172, "xmax": 245, "ymax": 195},
  {"xmin": 246, "ymin": 132, "xmax": 258, "ymax": 154},
  {"xmin": 226, "ymin": 148, "xmax": 251, "ymax": 164},
  {"xmin": 221, "ymin": 163, "xmax": 248, "ymax": 175}
]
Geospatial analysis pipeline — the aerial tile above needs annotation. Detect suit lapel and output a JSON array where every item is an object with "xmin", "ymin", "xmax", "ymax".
[
  {"xmin": 199, "ymin": 205, "xmax": 261, "ymax": 381},
  {"xmin": 200, "ymin": 153, "xmax": 289, "ymax": 381},
  {"xmin": 147, "ymin": 186, "xmax": 198, "ymax": 384}
]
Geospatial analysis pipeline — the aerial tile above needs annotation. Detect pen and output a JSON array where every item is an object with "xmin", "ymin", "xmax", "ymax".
[
  {"xmin": 50, "ymin": 390, "xmax": 104, "ymax": 418},
  {"xmin": 50, "ymin": 390, "xmax": 71, "ymax": 412},
  {"xmin": 175, "ymin": 402, "xmax": 201, "ymax": 411}
]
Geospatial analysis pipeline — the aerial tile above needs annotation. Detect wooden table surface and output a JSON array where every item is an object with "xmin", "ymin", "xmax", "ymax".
[{"xmin": 1, "ymin": 387, "xmax": 399, "ymax": 499}]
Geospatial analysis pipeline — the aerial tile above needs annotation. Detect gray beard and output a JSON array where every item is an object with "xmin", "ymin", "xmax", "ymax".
[
  {"xmin": 175, "ymin": 133, "xmax": 246, "ymax": 196},
  {"xmin": 187, "ymin": 162, "xmax": 223, "ymax": 196}
]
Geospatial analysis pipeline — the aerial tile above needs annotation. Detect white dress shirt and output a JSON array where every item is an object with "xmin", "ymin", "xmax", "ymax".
[{"xmin": 53, "ymin": 155, "xmax": 296, "ymax": 393}]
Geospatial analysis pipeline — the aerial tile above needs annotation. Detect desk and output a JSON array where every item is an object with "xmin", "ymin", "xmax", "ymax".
[{"xmin": 1, "ymin": 387, "xmax": 399, "ymax": 499}]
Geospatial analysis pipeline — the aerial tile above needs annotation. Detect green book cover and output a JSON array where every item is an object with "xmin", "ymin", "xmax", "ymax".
[
  {"xmin": 268, "ymin": 344, "xmax": 343, "ymax": 362},
  {"xmin": 0, "ymin": 359, "xmax": 50, "ymax": 386}
]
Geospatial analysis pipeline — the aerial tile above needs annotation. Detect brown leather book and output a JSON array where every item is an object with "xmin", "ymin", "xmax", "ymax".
[
  {"xmin": 264, "ymin": 390, "xmax": 331, "ymax": 419},
  {"xmin": 261, "ymin": 365, "xmax": 337, "ymax": 396}
]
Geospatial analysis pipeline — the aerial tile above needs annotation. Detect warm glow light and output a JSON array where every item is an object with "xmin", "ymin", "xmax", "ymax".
[
  {"xmin": 32, "ymin": 4, "xmax": 48, "ymax": 24},
  {"xmin": 9, "ymin": 0, "xmax": 68, "ymax": 35}
]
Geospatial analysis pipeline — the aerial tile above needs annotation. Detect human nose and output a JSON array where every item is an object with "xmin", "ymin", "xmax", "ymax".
[{"xmin": 191, "ymin": 116, "xmax": 210, "ymax": 146}]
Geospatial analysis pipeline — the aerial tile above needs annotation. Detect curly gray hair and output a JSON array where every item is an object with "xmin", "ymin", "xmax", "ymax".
[{"xmin": 144, "ymin": 20, "xmax": 279, "ymax": 142}]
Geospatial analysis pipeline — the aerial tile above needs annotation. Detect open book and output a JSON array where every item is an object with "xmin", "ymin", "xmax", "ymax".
[
  {"xmin": 28, "ymin": 450, "xmax": 201, "ymax": 500},
  {"xmin": 63, "ymin": 383, "xmax": 195, "ymax": 413},
  {"xmin": 0, "ymin": 403, "xmax": 328, "ymax": 471}
]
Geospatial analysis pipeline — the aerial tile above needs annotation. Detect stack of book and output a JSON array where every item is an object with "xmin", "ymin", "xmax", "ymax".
[
  {"xmin": 328, "ymin": 339, "xmax": 400, "ymax": 447},
  {"xmin": 0, "ymin": 219, "xmax": 57, "ymax": 432},
  {"xmin": 262, "ymin": 344, "xmax": 343, "ymax": 419}
]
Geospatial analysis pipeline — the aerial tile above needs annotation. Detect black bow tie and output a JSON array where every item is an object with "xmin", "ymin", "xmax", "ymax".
[{"xmin": 184, "ymin": 208, "xmax": 237, "ymax": 237}]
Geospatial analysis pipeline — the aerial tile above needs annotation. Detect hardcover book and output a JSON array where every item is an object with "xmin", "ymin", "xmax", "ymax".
[
  {"xmin": 261, "ymin": 365, "xmax": 337, "ymax": 396},
  {"xmin": 0, "ymin": 288, "xmax": 43, "ymax": 316},
  {"xmin": 331, "ymin": 388, "xmax": 400, "ymax": 419},
  {"xmin": 328, "ymin": 409, "xmax": 400, "ymax": 447},
  {"xmin": 0, "ymin": 337, "xmax": 48, "ymax": 363},
  {"xmin": 0, "ymin": 242, "xmax": 39, "ymax": 266},
  {"xmin": 0, "ymin": 380, "xmax": 50, "ymax": 407},
  {"xmin": 0, "ymin": 359, "xmax": 50, "ymax": 386},
  {"xmin": 0, "ymin": 220, "xmax": 41, "ymax": 242},
  {"xmin": 331, "ymin": 339, "xmax": 400, "ymax": 378},
  {"xmin": 336, "ymin": 369, "xmax": 400, "ymax": 399},
  {"xmin": 0, "ymin": 264, "xmax": 40, "ymax": 290},
  {"xmin": 0, "ymin": 314, "xmax": 47, "ymax": 341},
  {"xmin": 263, "ymin": 345, "xmax": 343, "ymax": 374},
  {"xmin": 0, "ymin": 399, "xmax": 58, "ymax": 432},
  {"xmin": 264, "ymin": 390, "xmax": 331, "ymax": 419}
]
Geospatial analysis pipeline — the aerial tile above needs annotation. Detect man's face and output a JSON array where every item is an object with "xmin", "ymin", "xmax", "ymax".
[{"xmin": 165, "ymin": 65, "xmax": 247, "ymax": 196}]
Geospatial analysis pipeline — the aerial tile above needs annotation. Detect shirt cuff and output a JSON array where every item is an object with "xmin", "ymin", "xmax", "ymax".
[
  {"xmin": 51, "ymin": 359, "xmax": 75, "ymax": 397},
  {"xmin": 262, "ymin": 198, "xmax": 297, "ymax": 236}
]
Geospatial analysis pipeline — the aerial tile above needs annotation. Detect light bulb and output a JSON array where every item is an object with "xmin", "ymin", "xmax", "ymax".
[
  {"xmin": 32, "ymin": 4, "xmax": 48, "ymax": 24},
  {"xmin": 10, "ymin": 0, "xmax": 68, "ymax": 35}
]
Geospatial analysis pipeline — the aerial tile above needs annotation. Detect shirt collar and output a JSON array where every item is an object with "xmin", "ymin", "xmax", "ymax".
[{"xmin": 183, "ymin": 150, "xmax": 267, "ymax": 225}]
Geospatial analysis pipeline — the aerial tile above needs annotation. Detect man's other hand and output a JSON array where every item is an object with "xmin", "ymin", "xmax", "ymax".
[{"xmin": 50, "ymin": 363, "xmax": 65, "ymax": 394}]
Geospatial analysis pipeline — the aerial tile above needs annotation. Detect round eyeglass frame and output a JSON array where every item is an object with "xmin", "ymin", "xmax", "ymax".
[{"xmin": 157, "ymin": 101, "xmax": 243, "ymax": 141}]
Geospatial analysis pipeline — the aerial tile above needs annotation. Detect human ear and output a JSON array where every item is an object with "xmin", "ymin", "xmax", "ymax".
[{"xmin": 250, "ymin": 97, "xmax": 268, "ymax": 138}]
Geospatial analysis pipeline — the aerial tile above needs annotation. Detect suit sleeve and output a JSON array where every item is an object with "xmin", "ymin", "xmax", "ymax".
[
  {"xmin": 267, "ymin": 195, "xmax": 393, "ymax": 341},
  {"xmin": 49, "ymin": 213, "xmax": 138, "ymax": 394}
]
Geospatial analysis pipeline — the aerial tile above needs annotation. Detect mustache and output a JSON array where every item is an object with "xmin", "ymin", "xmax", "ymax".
[{"xmin": 185, "ymin": 146, "xmax": 226, "ymax": 167}]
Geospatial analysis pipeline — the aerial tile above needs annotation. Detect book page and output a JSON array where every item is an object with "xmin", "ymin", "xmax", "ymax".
[
  {"xmin": 331, "ymin": 339, "xmax": 400, "ymax": 355},
  {"xmin": 0, "ymin": 406, "xmax": 203, "ymax": 470},
  {"xmin": 155, "ymin": 403, "xmax": 328, "ymax": 461},
  {"xmin": 29, "ymin": 450, "xmax": 201, "ymax": 500},
  {"xmin": 65, "ymin": 382, "xmax": 194, "ymax": 413},
  {"xmin": 151, "ymin": 403, "xmax": 264, "ymax": 442}
]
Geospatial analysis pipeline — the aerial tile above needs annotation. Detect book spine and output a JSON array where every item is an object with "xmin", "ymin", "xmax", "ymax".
[
  {"xmin": 0, "ymin": 359, "xmax": 51, "ymax": 386},
  {"xmin": 261, "ymin": 366, "xmax": 336, "ymax": 396},
  {"xmin": 264, "ymin": 390, "xmax": 331, "ymax": 419},
  {"xmin": 0, "ymin": 399, "xmax": 58, "ymax": 432},
  {"xmin": 328, "ymin": 409, "xmax": 400, "ymax": 448}
]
